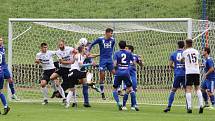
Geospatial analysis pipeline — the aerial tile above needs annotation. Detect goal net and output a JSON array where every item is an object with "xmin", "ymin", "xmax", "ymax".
[{"xmin": 8, "ymin": 18, "xmax": 215, "ymax": 105}]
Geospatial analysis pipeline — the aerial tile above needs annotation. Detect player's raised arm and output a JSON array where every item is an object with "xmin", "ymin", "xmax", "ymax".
[{"xmin": 88, "ymin": 38, "xmax": 100, "ymax": 52}]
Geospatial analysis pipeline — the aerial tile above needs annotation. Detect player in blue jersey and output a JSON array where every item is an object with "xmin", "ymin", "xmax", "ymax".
[
  {"xmin": 121, "ymin": 45, "xmax": 143, "ymax": 110},
  {"xmin": 112, "ymin": 40, "xmax": 139, "ymax": 111},
  {"xmin": 88, "ymin": 28, "xmax": 115, "ymax": 100},
  {"xmin": 201, "ymin": 47, "xmax": 215, "ymax": 108},
  {"xmin": 0, "ymin": 36, "xmax": 19, "ymax": 101},
  {"xmin": 163, "ymin": 40, "xmax": 186, "ymax": 112},
  {"xmin": 0, "ymin": 39, "xmax": 10, "ymax": 114}
]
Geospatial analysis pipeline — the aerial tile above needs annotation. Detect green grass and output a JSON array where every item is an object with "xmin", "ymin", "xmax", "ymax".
[
  {"xmin": 0, "ymin": 0, "xmax": 199, "ymax": 38},
  {"xmin": 1, "ymin": 102, "xmax": 215, "ymax": 121}
]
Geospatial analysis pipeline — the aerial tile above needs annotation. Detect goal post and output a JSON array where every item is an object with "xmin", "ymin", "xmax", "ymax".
[{"xmin": 7, "ymin": 18, "xmax": 215, "ymax": 105}]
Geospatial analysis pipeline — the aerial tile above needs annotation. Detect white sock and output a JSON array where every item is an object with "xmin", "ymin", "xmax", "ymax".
[
  {"xmin": 196, "ymin": 90, "xmax": 203, "ymax": 108},
  {"xmin": 41, "ymin": 87, "xmax": 48, "ymax": 100},
  {"xmin": 66, "ymin": 91, "xmax": 73, "ymax": 104},
  {"xmin": 73, "ymin": 90, "xmax": 77, "ymax": 103},
  {"xmin": 186, "ymin": 93, "xmax": 192, "ymax": 109},
  {"xmin": 57, "ymin": 85, "xmax": 65, "ymax": 99},
  {"xmin": 86, "ymin": 73, "xmax": 93, "ymax": 83},
  {"xmin": 51, "ymin": 81, "xmax": 57, "ymax": 92}
]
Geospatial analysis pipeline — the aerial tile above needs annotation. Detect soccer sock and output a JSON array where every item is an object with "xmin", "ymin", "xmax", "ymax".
[
  {"xmin": 83, "ymin": 84, "xmax": 89, "ymax": 104},
  {"xmin": 57, "ymin": 85, "xmax": 66, "ymax": 99},
  {"xmin": 0, "ymin": 93, "xmax": 8, "ymax": 108},
  {"xmin": 66, "ymin": 91, "xmax": 73, "ymax": 104},
  {"xmin": 100, "ymin": 82, "xmax": 104, "ymax": 94},
  {"xmin": 73, "ymin": 90, "xmax": 77, "ymax": 103},
  {"xmin": 130, "ymin": 91, "xmax": 137, "ymax": 106},
  {"xmin": 51, "ymin": 81, "xmax": 57, "ymax": 92},
  {"xmin": 113, "ymin": 90, "xmax": 120, "ymax": 105},
  {"xmin": 41, "ymin": 87, "xmax": 48, "ymax": 100},
  {"xmin": 9, "ymin": 82, "xmax": 15, "ymax": 95},
  {"xmin": 86, "ymin": 73, "xmax": 93, "ymax": 84},
  {"xmin": 186, "ymin": 93, "xmax": 192, "ymax": 109},
  {"xmin": 202, "ymin": 91, "xmax": 208, "ymax": 102},
  {"xmin": 122, "ymin": 93, "xmax": 129, "ymax": 107},
  {"xmin": 209, "ymin": 95, "xmax": 215, "ymax": 105},
  {"xmin": 196, "ymin": 90, "xmax": 203, "ymax": 108},
  {"xmin": 167, "ymin": 91, "xmax": 175, "ymax": 107}
]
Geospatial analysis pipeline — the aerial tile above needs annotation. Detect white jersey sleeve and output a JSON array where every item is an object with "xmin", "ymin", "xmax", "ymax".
[{"xmin": 182, "ymin": 48, "xmax": 200, "ymax": 74}]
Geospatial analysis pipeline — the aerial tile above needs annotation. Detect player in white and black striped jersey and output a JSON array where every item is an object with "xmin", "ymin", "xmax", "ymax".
[
  {"xmin": 50, "ymin": 39, "xmax": 76, "ymax": 104},
  {"xmin": 65, "ymin": 45, "xmax": 93, "ymax": 108},
  {"xmin": 35, "ymin": 42, "xmax": 58, "ymax": 105},
  {"xmin": 182, "ymin": 39, "xmax": 204, "ymax": 114}
]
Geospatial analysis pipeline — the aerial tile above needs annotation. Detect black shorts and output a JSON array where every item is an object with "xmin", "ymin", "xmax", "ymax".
[
  {"xmin": 67, "ymin": 69, "xmax": 87, "ymax": 88},
  {"xmin": 55, "ymin": 67, "xmax": 70, "ymax": 82},
  {"xmin": 41, "ymin": 69, "xmax": 56, "ymax": 83},
  {"xmin": 186, "ymin": 74, "xmax": 200, "ymax": 86}
]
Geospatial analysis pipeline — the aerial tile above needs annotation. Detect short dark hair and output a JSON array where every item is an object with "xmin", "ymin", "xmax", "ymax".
[
  {"xmin": 119, "ymin": 40, "xmax": 126, "ymax": 49},
  {"xmin": 185, "ymin": 39, "xmax": 193, "ymax": 47},
  {"xmin": 204, "ymin": 47, "xmax": 210, "ymax": 55},
  {"xmin": 126, "ymin": 45, "xmax": 134, "ymax": 52},
  {"xmin": 41, "ymin": 42, "xmax": 47, "ymax": 47},
  {"xmin": 105, "ymin": 28, "xmax": 113, "ymax": 33},
  {"xmin": 177, "ymin": 41, "xmax": 185, "ymax": 48}
]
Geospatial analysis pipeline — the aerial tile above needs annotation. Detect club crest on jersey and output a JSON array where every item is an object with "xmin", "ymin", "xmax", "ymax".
[{"xmin": 102, "ymin": 39, "xmax": 112, "ymax": 48}]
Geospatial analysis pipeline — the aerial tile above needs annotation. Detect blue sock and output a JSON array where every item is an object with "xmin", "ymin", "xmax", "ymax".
[
  {"xmin": 130, "ymin": 92, "xmax": 137, "ymax": 107},
  {"xmin": 123, "ymin": 93, "xmax": 129, "ymax": 107},
  {"xmin": 167, "ymin": 91, "xmax": 175, "ymax": 107},
  {"xmin": 0, "ymin": 93, "xmax": 7, "ymax": 108},
  {"xmin": 82, "ymin": 84, "xmax": 89, "ymax": 104},
  {"xmin": 202, "ymin": 91, "xmax": 208, "ymax": 102},
  {"xmin": 9, "ymin": 82, "xmax": 15, "ymax": 95},
  {"xmin": 113, "ymin": 90, "xmax": 120, "ymax": 105},
  {"xmin": 100, "ymin": 82, "xmax": 104, "ymax": 93},
  {"xmin": 130, "ymin": 91, "xmax": 137, "ymax": 106},
  {"xmin": 210, "ymin": 95, "xmax": 215, "ymax": 105}
]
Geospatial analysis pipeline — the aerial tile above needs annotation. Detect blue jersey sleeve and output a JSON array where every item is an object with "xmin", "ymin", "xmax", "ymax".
[
  {"xmin": 113, "ymin": 52, "xmax": 117, "ymax": 61},
  {"xmin": 169, "ymin": 53, "xmax": 174, "ymax": 61},
  {"xmin": 88, "ymin": 38, "xmax": 100, "ymax": 52},
  {"xmin": 130, "ymin": 53, "xmax": 134, "ymax": 62}
]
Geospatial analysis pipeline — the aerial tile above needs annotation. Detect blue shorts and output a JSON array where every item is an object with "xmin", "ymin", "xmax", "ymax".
[
  {"xmin": 201, "ymin": 79, "xmax": 215, "ymax": 93},
  {"xmin": 172, "ymin": 76, "xmax": 186, "ymax": 88},
  {"xmin": 99, "ymin": 61, "xmax": 114, "ymax": 72},
  {"xmin": 113, "ymin": 75, "xmax": 132, "ymax": 89},
  {"xmin": 3, "ymin": 66, "xmax": 12, "ymax": 79},
  {"xmin": 0, "ymin": 69, "xmax": 4, "ymax": 90}
]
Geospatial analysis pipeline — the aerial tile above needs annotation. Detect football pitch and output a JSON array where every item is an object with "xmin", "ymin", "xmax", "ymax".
[{"xmin": 0, "ymin": 102, "xmax": 214, "ymax": 121}]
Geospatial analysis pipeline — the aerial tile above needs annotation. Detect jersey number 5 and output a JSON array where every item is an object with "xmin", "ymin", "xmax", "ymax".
[{"xmin": 187, "ymin": 53, "xmax": 197, "ymax": 63}]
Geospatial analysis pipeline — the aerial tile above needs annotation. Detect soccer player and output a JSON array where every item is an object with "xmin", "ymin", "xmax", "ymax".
[
  {"xmin": 182, "ymin": 39, "xmax": 203, "ymax": 113},
  {"xmin": 163, "ymin": 41, "xmax": 186, "ymax": 112},
  {"xmin": 65, "ymin": 45, "xmax": 93, "ymax": 108},
  {"xmin": 35, "ymin": 43, "xmax": 58, "ymax": 105},
  {"xmin": 0, "ymin": 46, "xmax": 10, "ymax": 115},
  {"xmin": 50, "ymin": 39, "xmax": 75, "ymax": 104},
  {"xmin": 112, "ymin": 40, "xmax": 139, "ymax": 111},
  {"xmin": 0, "ymin": 36, "xmax": 19, "ymax": 100},
  {"xmin": 201, "ymin": 47, "xmax": 215, "ymax": 108},
  {"xmin": 121, "ymin": 45, "xmax": 143, "ymax": 110},
  {"xmin": 88, "ymin": 28, "xmax": 115, "ymax": 100}
]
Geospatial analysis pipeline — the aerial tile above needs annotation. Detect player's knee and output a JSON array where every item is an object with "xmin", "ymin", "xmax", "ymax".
[
  {"xmin": 7, "ymin": 78, "xmax": 14, "ymax": 83},
  {"xmin": 40, "ymin": 80, "xmax": 47, "ymax": 87},
  {"xmin": 171, "ymin": 88, "xmax": 177, "ymax": 92}
]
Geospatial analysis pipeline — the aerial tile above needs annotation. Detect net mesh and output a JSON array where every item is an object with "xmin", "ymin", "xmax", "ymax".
[{"xmin": 9, "ymin": 19, "xmax": 215, "ymax": 105}]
